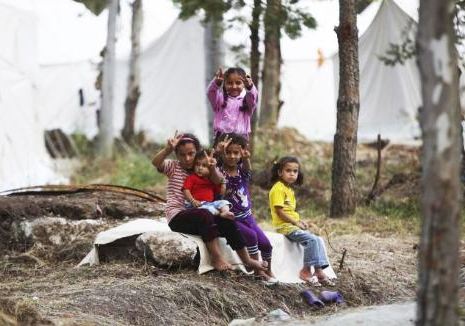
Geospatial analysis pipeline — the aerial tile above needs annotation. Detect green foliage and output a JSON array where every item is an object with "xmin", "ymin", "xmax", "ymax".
[
  {"xmin": 72, "ymin": 0, "xmax": 107, "ymax": 15},
  {"xmin": 356, "ymin": 0, "xmax": 374, "ymax": 14},
  {"xmin": 378, "ymin": 20, "xmax": 416, "ymax": 66},
  {"xmin": 282, "ymin": 4, "xmax": 317, "ymax": 39},
  {"xmin": 172, "ymin": 0, "xmax": 233, "ymax": 22}
]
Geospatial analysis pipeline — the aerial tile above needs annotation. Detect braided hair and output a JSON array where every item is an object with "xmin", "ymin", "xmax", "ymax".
[{"xmin": 222, "ymin": 67, "xmax": 250, "ymax": 112}]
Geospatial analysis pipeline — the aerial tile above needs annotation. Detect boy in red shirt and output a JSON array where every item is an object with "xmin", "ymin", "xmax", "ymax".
[{"xmin": 183, "ymin": 151, "xmax": 234, "ymax": 219}]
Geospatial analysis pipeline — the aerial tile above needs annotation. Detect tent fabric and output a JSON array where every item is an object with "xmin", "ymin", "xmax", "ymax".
[
  {"xmin": 279, "ymin": 0, "xmax": 422, "ymax": 142},
  {"xmin": 113, "ymin": 18, "xmax": 209, "ymax": 144},
  {"xmin": 78, "ymin": 218, "xmax": 337, "ymax": 283},
  {"xmin": 0, "ymin": 2, "xmax": 64, "ymax": 191}
]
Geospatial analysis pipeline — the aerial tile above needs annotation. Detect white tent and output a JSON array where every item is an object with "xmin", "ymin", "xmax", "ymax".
[
  {"xmin": 0, "ymin": 2, "xmax": 65, "ymax": 191},
  {"xmin": 279, "ymin": 0, "xmax": 422, "ymax": 142}
]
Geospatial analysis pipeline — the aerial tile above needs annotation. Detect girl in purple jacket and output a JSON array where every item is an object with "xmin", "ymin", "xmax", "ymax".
[{"xmin": 207, "ymin": 67, "xmax": 258, "ymax": 142}]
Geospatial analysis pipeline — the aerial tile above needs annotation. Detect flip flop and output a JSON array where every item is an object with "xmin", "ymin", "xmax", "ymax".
[
  {"xmin": 301, "ymin": 289, "xmax": 325, "ymax": 308},
  {"xmin": 300, "ymin": 274, "xmax": 321, "ymax": 287},
  {"xmin": 319, "ymin": 290, "xmax": 344, "ymax": 304},
  {"xmin": 318, "ymin": 277, "xmax": 336, "ymax": 287}
]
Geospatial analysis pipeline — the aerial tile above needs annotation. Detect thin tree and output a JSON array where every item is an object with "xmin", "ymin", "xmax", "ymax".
[
  {"xmin": 259, "ymin": 0, "xmax": 282, "ymax": 128},
  {"xmin": 122, "ymin": 0, "xmax": 143, "ymax": 144},
  {"xmin": 97, "ymin": 0, "xmax": 118, "ymax": 157},
  {"xmin": 72, "ymin": 0, "xmax": 115, "ymax": 156},
  {"xmin": 330, "ymin": 0, "xmax": 360, "ymax": 217},
  {"xmin": 248, "ymin": 0, "xmax": 262, "ymax": 153},
  {"xmin": 416, "ymin": 0, "xmax": 461, "ymax": 324},
  {"xmin": 204, "ymin": 18, "xmax": 226, "ymax": 140}
]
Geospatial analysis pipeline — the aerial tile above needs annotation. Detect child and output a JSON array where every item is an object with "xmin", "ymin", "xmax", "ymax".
[
  {"xmin": 217, "ymin": 133, "xmax": 276, "ymax": 283},
  {"xmin": 207, "ymin": 67, "xmax": 258, "ymax": 141},
  {"xmin": 183, "ymin": 150, "xmax": 234, "ymax": 219},
  {"xmin": 152, "ymin": 131, "xmax": 266, "ymax": 273},
  {"xmin": 269, "ymin": 156, "xmax": 334, "ymax": 286}
]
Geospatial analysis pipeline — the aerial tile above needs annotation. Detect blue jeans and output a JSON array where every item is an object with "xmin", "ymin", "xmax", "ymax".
[
  {"xmin": 286, "ymin": 230, "xmax": 329, "ymax": 269},
  {"xmin": 185, "ymin": 200, "xmax": 231, "ymax": 215}
]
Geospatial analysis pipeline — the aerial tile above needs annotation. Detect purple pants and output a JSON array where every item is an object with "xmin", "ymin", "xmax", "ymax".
[{"xmin": 235, "ymin": 215, "xmax": 272, "ymax": 261}]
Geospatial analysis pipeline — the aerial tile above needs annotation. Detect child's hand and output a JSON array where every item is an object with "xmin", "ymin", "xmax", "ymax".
[
  {"xmin": 166, "ymin": 130, "xmax": 183, "ymax": 151},
  {"xmin": 216, "ymin": 134, "xmax": 232, "ymax": 156},
  {"xmin": 241, "ymin": 148, "xmax": 251, "ymax": 160},
  {"xmin": 205, "ymin": 150, "xmax": 218, "ymax": 168},
  {"xmin": 243, "ymin": 74, "xmax": 253, "ymax": 90},
  {"xmin": 215, "ymin": 68, "xmax": 224, "ymax": 87},
  {"xmin": 297, "ymin": 221, "xmax": 308, "ymax": 230},
  {"xmin": 191, "ymin": 199, "xmax": 201, "ymax": 207}
]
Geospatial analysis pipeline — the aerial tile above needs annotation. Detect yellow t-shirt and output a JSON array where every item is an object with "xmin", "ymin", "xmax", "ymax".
[{"xmin": 269, "ymin": 181, "xmax": 300, "ymax": 235}]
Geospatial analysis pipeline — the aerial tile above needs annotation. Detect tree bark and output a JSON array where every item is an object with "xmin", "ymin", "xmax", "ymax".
[
  {"xmin": 416, "ymin": 0, "xmax": 461, "ymax": 325},
  {"xmin": 330, "ymin": 0, "xmax": 360, "ymax": 217},
  {"xmin": 122, "ymin": 0, "xmax": 142, "ymax": 144},
  {"xmin": 204, "ymin": 18, "xmax": 225, "ymax": 143},
  {"xmin": 249, "ymin": 0, "xmax": 262, "ymax": 152},
  {"xmin": 97, "ymin": 0, "xmax": 118, "ymax": 157},
  {"xmin": 259, "ymin": 0, "xmax": 281, "ymax": 128}
]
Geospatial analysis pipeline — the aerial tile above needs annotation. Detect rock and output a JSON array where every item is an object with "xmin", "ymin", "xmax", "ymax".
[
  {"xmin": 19, "ymin": 217, "xmax": 105, "ymax": 246},
  {"xmin": 135, "ymin": 231, "xmax": 198, "ymax": 267}
]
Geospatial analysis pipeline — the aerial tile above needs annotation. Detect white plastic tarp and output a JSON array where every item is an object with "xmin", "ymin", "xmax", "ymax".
[{"xmin": 78, "ymin": 218, "xmax": 336, "ymax": 283}]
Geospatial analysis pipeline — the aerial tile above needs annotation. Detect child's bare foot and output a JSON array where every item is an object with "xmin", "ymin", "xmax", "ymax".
[
  {"xmin": 219, "ymin": 210, "xmax": 235, "ymax": 220},
  {"xmin": 265, "ymin": 270, "xmax": 276, "ymax": 278},
  {"xmin": 245, "ymin": 259, "xmax": 267, "ymax": 271},
  {"xmin": 212, "ymin": 259, "xmax": 233, "ymax": 271}
]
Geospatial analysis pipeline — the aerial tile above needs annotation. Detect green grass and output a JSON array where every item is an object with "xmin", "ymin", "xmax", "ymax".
[{"xmin": 71, "ymin": 150, "xmax": 165, "ymax": 189}]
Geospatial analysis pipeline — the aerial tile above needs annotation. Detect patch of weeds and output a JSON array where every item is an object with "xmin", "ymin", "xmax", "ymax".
[
  {"xmin": 71, "ymin": 133, "xmax": 94, "ymax": 157},
  {"xmin": 110, "ymin": 152, "xmax": 165, "ymax": 189},
  {"xmin": 72, "ymin": 150, "xmax": 164, "ymax": 190}
]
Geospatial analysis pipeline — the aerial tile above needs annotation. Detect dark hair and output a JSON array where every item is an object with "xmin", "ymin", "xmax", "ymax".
[
  {"xmin": 192, "ymin": 150, "xmax": 208, "ymax": 165},
  {"xmin": 270, "ymin": 156, "xmax": 304, "ymax": 186},
  {"xmin": 175, "ymin": 133, "xmax": 201, "ymax": 153},
  {"xmin": 226, "ymin": 133, "xmax": 248, "ymax": 149},
  {"xmin": 222, "ymin": 67, "xmax": 250, "ymax": 112}
]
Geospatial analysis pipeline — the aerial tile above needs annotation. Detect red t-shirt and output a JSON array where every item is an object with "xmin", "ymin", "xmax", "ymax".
[{"xmin": 183, "ymin": 174, "xmax": 220, "ymax": 202}]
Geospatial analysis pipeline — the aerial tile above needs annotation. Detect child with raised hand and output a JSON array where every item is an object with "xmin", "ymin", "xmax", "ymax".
[
  {"xmin": 152, "ymin": 130, "xmax": 267, "ymax": 273},
  {"xmin": 183, "ymin": 150, "xmax": 234, "ymax": 219},
  {"xmin": 269, "ymin": 156, "xmax": 334, "ymax": 286},
  {"xmin": 218, "ymin": 133, "xmax": 276, "ymax": 283},
  {"xmin": 207, "ymin": 67, "xmax": 258, "ymax": 142}
]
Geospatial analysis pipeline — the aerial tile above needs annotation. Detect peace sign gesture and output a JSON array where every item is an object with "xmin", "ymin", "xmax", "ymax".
[
  {"xmin": 204, "ymin": 149, "xmax": 218, "ymax": 169},
  {"xmin": 242, "ymin": 74, "xmax": 253, "ymax": 90},
  {"xmin": 216, "ymin": 134, "xmax": 233, "ymax": 155},
  {"xmin": 241, "ymin": 147, "xmax": 251, "ymax": 160},
  {"xmin": 166, "ymin": 130, "xmax": 183, "ymax": 151},
  {"xmin": 215, "ymin": 67, "xmax": 224, "ymax": 87}
]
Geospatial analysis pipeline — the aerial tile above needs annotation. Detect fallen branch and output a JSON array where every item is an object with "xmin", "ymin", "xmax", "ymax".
[
  {"xmin": 338, "ymin": 248, "xmax": 348, "ymax": 271},
  {"xmin": 0, "ymin": 184, "xmax": 166, "ymax": 203}
]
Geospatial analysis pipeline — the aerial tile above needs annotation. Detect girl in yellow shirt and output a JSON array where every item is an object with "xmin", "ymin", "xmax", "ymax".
[{"xmin": 269, "ymin": 156, "xmax": 334, "ymax": 286}]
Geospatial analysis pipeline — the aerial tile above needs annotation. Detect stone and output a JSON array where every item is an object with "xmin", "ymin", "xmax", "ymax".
[{"xmin": 135, "ymin": 231, "xmax": 198, "ymax": 267}]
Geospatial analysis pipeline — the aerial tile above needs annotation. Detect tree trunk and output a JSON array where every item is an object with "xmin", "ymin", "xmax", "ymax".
[
  {"xmin": 122, "ymin": 0, "xmax": 143, "ymax": 144},
  {"xmin": 416, "ymin": 0, "xmax": 461, "ymax": 324},
  {"xmin": 97, "ymin": 0, "xmax": 118, "ymax": 157},
  {"xmin": 330, "ymin": 0, "xmax": 360, "ymax": 218},
  {"xmin": 259, "ymin": 0, "xmax": 281, "ymax": 128},
  {"xmin": 204, "ymin": 18, "xmax": 225, "ymax": 143},
  {"xmin": 249, "ymin": 0, "xmax": 262, "ymax": 152}
]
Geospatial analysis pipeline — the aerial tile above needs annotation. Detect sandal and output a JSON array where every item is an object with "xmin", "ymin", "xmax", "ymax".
[
  {"xmin": 300, "ymin": 274, "xmax": 321, "ymax": 287},
  {"xmin": 318, "ymin": 277, "xmax": 335, "ymax": 287}
]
